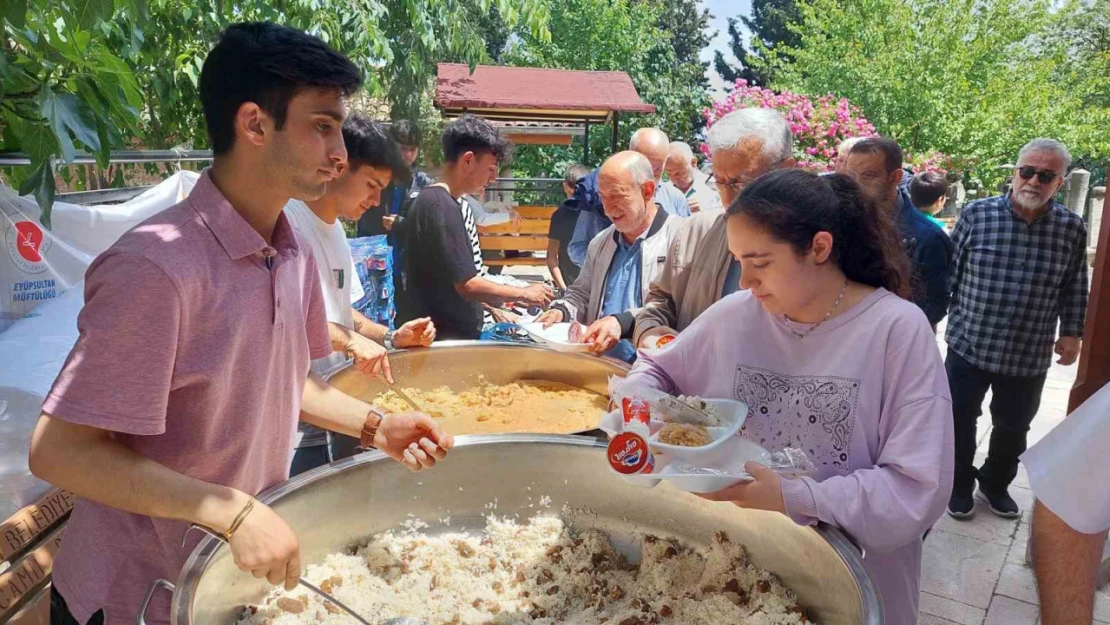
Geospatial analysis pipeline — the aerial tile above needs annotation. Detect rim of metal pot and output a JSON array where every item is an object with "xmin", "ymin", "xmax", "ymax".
[
  {"xmin": 174, "ymin": 434, "xmax": 881, "ymax": 625},
  {"xmin": 336, "ymin": 339, "xmax": 632, "ymax": 372}
]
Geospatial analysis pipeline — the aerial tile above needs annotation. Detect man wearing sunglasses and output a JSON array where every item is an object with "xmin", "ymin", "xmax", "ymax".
[
  {"xmin": 945, "ymin": 138, "xmax": 1089, "ymax": 521},
  {"xmin": 634, "ymin": 108, "xmax": 795, "ymax": 349}
]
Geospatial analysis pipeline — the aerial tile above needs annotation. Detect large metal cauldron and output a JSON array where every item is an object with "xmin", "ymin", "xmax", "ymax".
[
  {"xmin": 326, "ymin": 341, "xmax": 629, "ymax": 437},
  {"xmin": 170, "ymin": 436, "xmax": 882, "ymax": 624},
  {"xmin": 328, "ymin": 340, "xmax": 628, "ymax": 403}
]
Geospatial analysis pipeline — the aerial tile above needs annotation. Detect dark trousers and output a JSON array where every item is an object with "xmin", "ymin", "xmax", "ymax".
[
  {"xmin": 947, "ymin": 351, "xmax": 1047, "ymax": 496},
  {"xmin": 289, "ymin": 444, "xmax": 331, "ymax": 477},
  {"xmin": 51, "ymin": 587, "xmax": 103, "ymax": 625},
  {"xmin": 289, "ymin": 434, "xmax": 365, "ymax": 478}
]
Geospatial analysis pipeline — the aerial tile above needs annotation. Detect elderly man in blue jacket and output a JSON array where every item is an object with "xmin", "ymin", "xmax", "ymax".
[{"xmin": 844, "ymin": 137, "xmax": 954, "ymax": 329}]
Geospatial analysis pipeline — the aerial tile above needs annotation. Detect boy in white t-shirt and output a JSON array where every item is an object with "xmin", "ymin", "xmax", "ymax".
[{"xmin": 284, "ymin": 114, "xmax": 436, "ymax": 474}]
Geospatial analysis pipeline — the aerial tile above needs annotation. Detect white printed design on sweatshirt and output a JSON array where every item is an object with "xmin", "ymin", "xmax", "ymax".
[{"xmin": 733, "ymin": 365, "xmax": 860, "ymax": 470}]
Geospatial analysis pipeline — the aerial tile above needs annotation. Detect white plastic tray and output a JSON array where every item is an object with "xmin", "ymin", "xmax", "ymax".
[{"xmin": 616, "ymin": 436, "xmax": 771, "ymax": 494}]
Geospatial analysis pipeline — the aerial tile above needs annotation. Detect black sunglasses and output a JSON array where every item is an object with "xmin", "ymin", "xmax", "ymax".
[{"xmin": 1017, "ymin": 166, "xmax": 1060, "ymax": 184}]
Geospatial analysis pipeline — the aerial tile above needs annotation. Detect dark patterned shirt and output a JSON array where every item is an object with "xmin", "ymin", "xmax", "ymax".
[{"xmin": 946, "ymin": 195, "xmax": 1088, "ymax": 377}]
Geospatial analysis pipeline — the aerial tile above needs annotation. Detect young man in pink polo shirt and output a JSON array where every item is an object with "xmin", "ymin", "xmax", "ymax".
[{"xmin": 27, "ymin": 22, "xmax": 453, "ymax": 625}]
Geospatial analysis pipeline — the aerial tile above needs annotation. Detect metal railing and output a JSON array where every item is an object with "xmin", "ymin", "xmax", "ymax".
[
  {"xmin": 0, "ymin": 150, "xmax": 572, "ymax": 205},
  {"xmin": 0, "ymin": 150, "xmax": 214, "ymax": 166}
]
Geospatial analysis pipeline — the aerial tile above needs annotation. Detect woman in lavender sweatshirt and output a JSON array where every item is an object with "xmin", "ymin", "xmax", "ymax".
[{"xmin": 628, "ymin": 169, "xmax": 954, "ymax": 624}]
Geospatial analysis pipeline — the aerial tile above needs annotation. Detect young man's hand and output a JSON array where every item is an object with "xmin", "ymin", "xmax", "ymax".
[
  {"xmin": 518, "ymin": 283, "xmax": 553, "ymax": 307},
  {"xmin": 374, "ymin": 412, "xmax": 455, "ymax": 471},
  {"xmin": 382, "ymin": 215, "xmax": 397, "ymax": 231},
  {"xmin": 227, "ymin": 494, "xmax": 301, "ymax": 590},
  {"xmin": 345, "ymin": 334, "xmax": 393, "ymax": 383},
  {"xmin": 394, "ymin": 318, "xmax": 436, "ymax": 348}
]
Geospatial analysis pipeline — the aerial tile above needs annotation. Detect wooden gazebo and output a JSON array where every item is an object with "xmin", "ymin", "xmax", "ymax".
[{"xmin": 435, "ymin": 63, "xmax": 655, "ymax": 164}]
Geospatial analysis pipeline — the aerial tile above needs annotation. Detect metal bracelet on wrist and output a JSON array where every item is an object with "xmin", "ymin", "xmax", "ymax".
[{"xmin": 384, "ymin": 329, "xmax": 395, "ymax": 350}]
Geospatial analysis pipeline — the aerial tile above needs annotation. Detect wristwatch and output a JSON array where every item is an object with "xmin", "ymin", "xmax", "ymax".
[
  {"xmin": 359, "ymin": 407, "xmax": 386, "ymax": 449},
  {"xmin": 384, "ymin": 329, "xmax": 395, "ymax": 350}
]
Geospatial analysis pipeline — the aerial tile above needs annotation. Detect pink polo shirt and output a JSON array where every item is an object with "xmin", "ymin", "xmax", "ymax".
[{"xmin": 41, "ymin": 170, "xmax": 332, "ymax": 625}]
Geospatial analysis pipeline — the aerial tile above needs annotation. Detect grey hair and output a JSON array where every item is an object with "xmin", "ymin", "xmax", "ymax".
[
  {"xmin": 669, "ymin": 141, "xmax": 696, "ymax": 162},
  {"xmin": 629, "ymin": 127, "xmax": 669, "ymax": 151},
  {"xmin": 838, "ymin": 136, "xmax": 865, "ymax": 157},
  {"xmin": 626, "ymin": 152, "xmax": 655, "ymax": 186},
  {"xmin": 1018, "ymin": 138, "xmax": 1072, "ymax": 171},
  {"xmin": 707, "ymin": 108, "xmax": 793, "ymax": 164}
]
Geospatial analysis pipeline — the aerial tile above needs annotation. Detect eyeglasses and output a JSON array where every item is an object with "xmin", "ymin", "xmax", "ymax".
[
  {"xmin": 708, "ymin": 172, "xmax": 750, "ymax": 195},
  {"xmin": 708, "ymin": 158, "xmax": 789, "ymax": 195},
  {"xmin": 1017, "ymin": 166, "xmax": 1060, "ymax": 184}
]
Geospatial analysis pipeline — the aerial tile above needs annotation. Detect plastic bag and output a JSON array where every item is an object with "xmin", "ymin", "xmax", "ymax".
[
  {"xmin": 669, "ymin": 445, "xmax": 815, "ymax": 479},
  {"xmin": 349, "ymin": 235, "xmax": 395, "ymax": 328},
  {"xmin": 607, "ymin": 376, "xmax": 725, "ymax": 426}
]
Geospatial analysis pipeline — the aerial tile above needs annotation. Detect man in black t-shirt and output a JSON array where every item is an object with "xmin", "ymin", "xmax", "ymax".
[
  {"xmin": 404, "ymin": 115, "xmax": 553, "ymax": 339},
  {"xmin": 547, "ymin": 164, "xmax": 590, "ymax": 290}
]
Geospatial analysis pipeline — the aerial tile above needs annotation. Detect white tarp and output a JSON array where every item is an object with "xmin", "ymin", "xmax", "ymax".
[
  {"xmin": 45, "ymin": 170, "xmax": 199, "ymax": 258},
  {"xmin": 0, "ymin": 285, "xmax": 85, "ymax": 520},
  {"xmin": 0, "ymin": 170, "xmax": 198, "ymax": 334},
  {"xmin": 0, "ymin": 171, "xmax": 198, "ymax": 520},
  {"xmin": 0, "ymin": 188, "xmax": 92, "ymax": 335}
]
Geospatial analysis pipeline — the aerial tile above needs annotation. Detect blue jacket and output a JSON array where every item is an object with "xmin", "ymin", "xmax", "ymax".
[
  {"xmin": 563, "ymin": 169, "xmax": 605, "ymax": 216},
  {"xmin": 896, "ymin": 186, "xmax": 954, "ymax": 326},
  {"xmin": 562, "ymin": 170, "xmax": 611, "ymax": 266}
]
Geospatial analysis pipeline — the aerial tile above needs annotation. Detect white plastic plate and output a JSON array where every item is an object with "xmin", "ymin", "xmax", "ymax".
[
  {"xmin": 599, "ymin": 398, "xmax": 748, "ymax": 463},
  {"xmin": 521, "ymin": 322, "xmax": 591, "ymax": 353}
]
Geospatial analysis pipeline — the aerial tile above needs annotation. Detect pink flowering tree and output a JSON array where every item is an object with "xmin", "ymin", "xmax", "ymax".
[
  {"xmin": 902, "ymin": 151, "xmax": 971, "ymax": 180},
  {"xmin": 703, "ymin": 80, "xmax": 967, "ymax": 178},
  {"xmin": 703, "ymin": 80, "xmax": 878, "ymax": 172}
]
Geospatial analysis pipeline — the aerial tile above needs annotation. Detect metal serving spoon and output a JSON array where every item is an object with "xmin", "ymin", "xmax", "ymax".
[
  {"xmin": 386, "ymin": 381, "xmax": 423, "ymax": 413},
  {"xmin": 185, "ymin": 526, "xmax": 376, "ymax": 625}
]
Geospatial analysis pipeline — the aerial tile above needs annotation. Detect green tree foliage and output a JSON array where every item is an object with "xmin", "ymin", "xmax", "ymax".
[
  {"xmin": 766, "ymin": 0, "xmax": 1108, "ymax": 189},
  {"xmin": 1, "ymin": 0, "xmax": 550, "ymax": 225},
  {"xmin": 714, "ymin": 0, "xmax": 802, "ymax": 87},
  {"xmin": 642, "ymin": 0, "xmax": 711, "ymax": 82},
  {"xmin": 501, "ymin": 0, "xmax": 710, "ymax": 177}
]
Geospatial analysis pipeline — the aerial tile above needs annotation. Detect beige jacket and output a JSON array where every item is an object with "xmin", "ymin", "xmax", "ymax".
[
  {"xmin": 551, "ymin": 208, "xmax": 678, "ymax": 334},
  {"xmin": 632, "ymin": 209, "xmax": 733, "ymax": 345}
]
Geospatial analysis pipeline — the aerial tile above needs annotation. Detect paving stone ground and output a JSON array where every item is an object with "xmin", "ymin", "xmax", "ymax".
[{"xmin": 919, "ymin": 320, "xmax": 1105, "ymax": 625}]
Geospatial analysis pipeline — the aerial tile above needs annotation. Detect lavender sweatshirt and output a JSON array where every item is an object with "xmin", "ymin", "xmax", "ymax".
[{"xmin": 628, "ymin": 288, "xmax": 954, "ymax": 623}]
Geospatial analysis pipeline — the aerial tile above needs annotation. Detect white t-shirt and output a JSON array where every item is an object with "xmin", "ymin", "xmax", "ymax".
[
  {"xmin": 283, "ymin": 200, "xmax": 365, "ymax": 377},
  {"xmin": 1021, "ymin": 381, "xmax": 1110, "ymax": 534}
]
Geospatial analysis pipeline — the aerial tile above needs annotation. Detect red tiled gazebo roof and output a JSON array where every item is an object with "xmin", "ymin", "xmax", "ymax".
[{"xmin": 435, "ymin": 63, "xmax": 656, "ymax": 123}]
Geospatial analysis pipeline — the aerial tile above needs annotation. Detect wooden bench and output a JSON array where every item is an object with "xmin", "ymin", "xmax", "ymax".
[
  {"xmin": 479, "ymin": 205, "xmax": 557, "ymax": 267},
  {"xmin": 1, "ymin": 490, "xmax": 73, "ymax": 622}
]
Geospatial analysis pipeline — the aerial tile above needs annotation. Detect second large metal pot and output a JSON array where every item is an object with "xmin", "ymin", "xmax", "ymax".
[
  {"xmin": 167, "ymin": 436, "xmax": 882, "ymax": 625},
  {"xmin": 327, "ymin": 341, "xmax": 629, "ymax": 436},
  {"xmin": 329, "ymin": 340, "xmax": 628, "ymax": 397}
]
